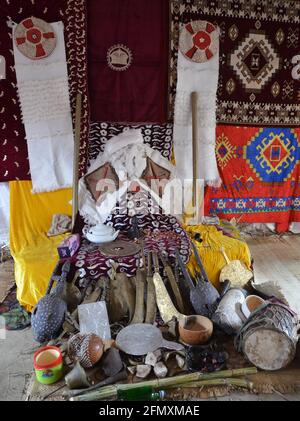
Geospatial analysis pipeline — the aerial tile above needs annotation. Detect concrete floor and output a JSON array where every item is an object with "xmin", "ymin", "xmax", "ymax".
[
  {"xmin": 0, "ymin": 327, "xmax": 37, "ymax": 401},
  {"xmin": 1, "ymin": 328, "xmax": 300, "ymax": 401}
]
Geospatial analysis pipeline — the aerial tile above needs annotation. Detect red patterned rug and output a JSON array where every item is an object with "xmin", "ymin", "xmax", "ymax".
[{"xmin": 205, "ymin": 126, "xmax": 300, "ymax": 232}]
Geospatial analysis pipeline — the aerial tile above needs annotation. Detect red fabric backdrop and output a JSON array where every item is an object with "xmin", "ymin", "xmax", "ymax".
[{"xmin": 87, "ymin": 0, "xmax": 169, "ymax": 124}]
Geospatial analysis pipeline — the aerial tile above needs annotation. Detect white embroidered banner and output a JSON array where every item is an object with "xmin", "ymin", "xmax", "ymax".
[
  {"xmin": 173, "ymin": 21, "xmax": 221, "ymax": 188},
  {"xmin": 12, "ymin": 20, "xmax": 73, "ymax": 193}
]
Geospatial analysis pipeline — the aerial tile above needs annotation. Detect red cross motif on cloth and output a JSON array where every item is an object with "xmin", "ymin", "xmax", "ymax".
[
  {"xmin": 15, "ymin": 17, "xmax": 56, "ymax": 60},
  {"xmin": 179, "ymin": 20, "xmax": 219, "ymax": 63}
]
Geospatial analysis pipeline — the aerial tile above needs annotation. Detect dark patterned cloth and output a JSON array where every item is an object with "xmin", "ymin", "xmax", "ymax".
[
  {"xmin": 88, "ymin": 122, "xmax": 174, "ymax": 163},
  {"xmin": 0, "ymin": 0, "xmax": 89, "ymax": 181},
  {"xmin": 107, "ymin": 189, "xmax": 164, "ymax": 221},
  {"xmin": 64, "ymin": 0, "xmax": 89, "ymax": 177},
  {"xmin": 74, "ymin": 214, "xmax": 191, "ymax": 280},
  {"xmin": 0, "ymin": 287, "xmax": 31, "ymax": 330},
  {"xmin": 169, "ymin": 0, "xmax": 300, "ymax": 126}
]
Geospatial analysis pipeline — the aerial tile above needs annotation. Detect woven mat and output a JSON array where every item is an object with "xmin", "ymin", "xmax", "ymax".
[
  {"xmin": 24, "ymin": 339, "xmax": 300, "ymax": 401},
  {"xmin": 24, "ymin": 374, "xmax": 66, "ymax": 402}
]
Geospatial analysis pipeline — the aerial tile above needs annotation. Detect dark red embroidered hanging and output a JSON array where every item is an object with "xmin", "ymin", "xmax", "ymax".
[{"xmin": 87, "ymin": 0, "xmax": 169, "ymax": 123}]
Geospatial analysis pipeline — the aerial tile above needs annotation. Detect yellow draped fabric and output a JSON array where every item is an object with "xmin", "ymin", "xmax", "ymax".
[
  {"xmin": 9, "ymin": 181, "xmax": 72, "ymax": 312},
  {"xmin": 185, "ymin": 224, "xmax": 251, "ymax": 291}
]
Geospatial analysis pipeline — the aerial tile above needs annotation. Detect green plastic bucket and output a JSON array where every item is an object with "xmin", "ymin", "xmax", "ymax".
[{"xmin": 34, "ymin": 346, "xmax": 63, "ymax": 385}]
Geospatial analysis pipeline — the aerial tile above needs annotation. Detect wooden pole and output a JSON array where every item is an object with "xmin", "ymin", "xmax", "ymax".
[
  {"xmin": 72, "ymin": 93, "xmax": 82, "ymax": 229},
  {"xmin": 191, "ymin": 91, "xmax": 198, "ymax": 215}
]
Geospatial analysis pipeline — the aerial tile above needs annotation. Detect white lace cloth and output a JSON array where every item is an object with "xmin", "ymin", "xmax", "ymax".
[
  {"xmin": 12, "ymin": 21, "xmax": 74, "ymax": 193},
  {"xmin": 173, "ymin": 46, "xmax": 221, "ymax": 187}
]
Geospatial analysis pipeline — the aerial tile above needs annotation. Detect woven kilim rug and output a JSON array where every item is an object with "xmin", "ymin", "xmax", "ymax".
[
  {"xmin": 169, "ymin": 0, "xmax": 300, "ymax": 126},
  {"xmin": 205, "ymin": 126, "xmax": 300, "ymax": 231}
]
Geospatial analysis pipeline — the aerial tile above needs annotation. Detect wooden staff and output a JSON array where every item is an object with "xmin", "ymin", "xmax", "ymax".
[
  {"xmin": 191, "ymin": 91, "xmax": 198, "ymax": 215},
  {"xmin": 72, "ymin": 93, "xmax": 82, "ymax": 229},
  {"xmin": 145, "ymin": 251, "xmax": 157, "ymax": 324},
  {"xmin": 131, "ymin": 248, "xmax": 146, "ymax": 324}
]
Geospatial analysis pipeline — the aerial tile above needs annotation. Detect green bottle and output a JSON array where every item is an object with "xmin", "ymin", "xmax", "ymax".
[{"xmin": 117, "ymin": 385, "xmax": 166, "ymax": 401}]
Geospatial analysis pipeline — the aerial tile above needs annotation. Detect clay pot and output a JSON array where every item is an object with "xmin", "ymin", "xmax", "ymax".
[
  {"xmin": 68, "ymin": 333, "xmax": 104, "ymax": 368},
  {"xmin": 179, "ymin": 315, "xmax": 213, "ymax": 345}
]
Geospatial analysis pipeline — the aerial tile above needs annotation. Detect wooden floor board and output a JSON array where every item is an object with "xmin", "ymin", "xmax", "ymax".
[{"xmin": 247, "ymin": 235, "xmax": 300, "ymax": 314}]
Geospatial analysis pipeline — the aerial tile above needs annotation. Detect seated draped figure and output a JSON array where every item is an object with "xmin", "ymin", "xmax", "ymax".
[{"xmin": 79, "ymin": 129, "xmax": 176, "ymax": 225}]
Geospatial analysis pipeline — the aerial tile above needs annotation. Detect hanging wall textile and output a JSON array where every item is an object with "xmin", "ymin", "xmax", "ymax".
[
  {"xmin": 205, "ymin": 126, "xmax": 300, "ymax": 232},
  {"xmin": 64, "ymin": 0, "xmax": 89, "ymax": 177},
  {"xmin": 88, "ymin": 122, "xmax": 173, "ymax": 164},
  {"xmin": 173, "ymin": 20, "xmax": 220, "ymax": 186},
  {"xmin": 12, "ymin": 19, "xmax": 74, "ymax": 193},
  {"xmin": 170, "ymin": 0, "xmax": 300, "ymax": 126},
  {"xmin": 87, "ymin": 0, "xmax": 169, "ymax": 123},
  {"xmin": 0, "ymin": 0, "xmax": 89, "ymax": 182}
]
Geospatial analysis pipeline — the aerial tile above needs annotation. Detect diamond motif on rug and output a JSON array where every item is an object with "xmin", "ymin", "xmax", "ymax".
[
  {"xmin": 245, "ymin": 128, "xmax": 300, "ymax": 182},
  {"xmin": 216, "ymin": 133, "xmax": 236, "ymax": 169},
  {"xmin": 229, "ymin": 30, "xmax": 280, "ymax": 93}
]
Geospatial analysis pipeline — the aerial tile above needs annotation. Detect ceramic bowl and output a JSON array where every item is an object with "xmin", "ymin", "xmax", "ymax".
[
  {"xmin": 179, "ymin": 315, "xmax": 213, "ymax": 345},
  {"xmin": 241, "ymin": 295, "xmax": 265, "ymax": 320},
  {"xmin": 86, "ymin": 223, "xmax": 119, "ymax": 244}
]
